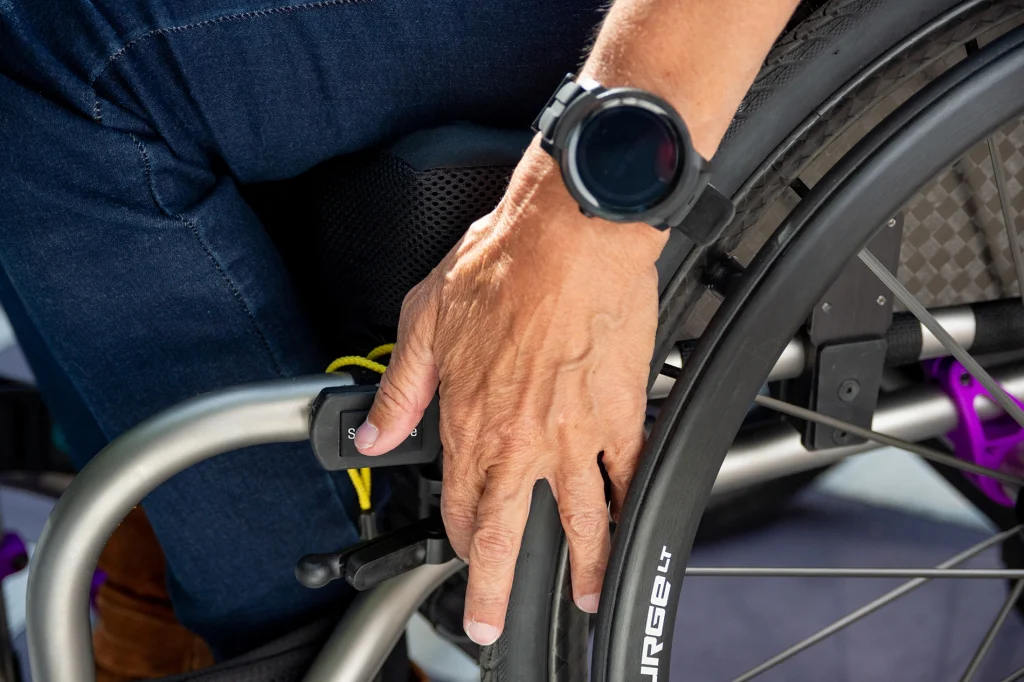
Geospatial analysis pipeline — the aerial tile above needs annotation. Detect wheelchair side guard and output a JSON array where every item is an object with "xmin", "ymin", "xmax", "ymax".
[{"xmin": 309, "ymin": 385, "xmax": 440, "ymax": 470}]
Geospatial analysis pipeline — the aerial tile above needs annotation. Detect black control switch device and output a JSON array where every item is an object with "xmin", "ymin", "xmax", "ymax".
[{"xmin": 309, "ymin": 385, "xmax": 440, "ymax": 471}]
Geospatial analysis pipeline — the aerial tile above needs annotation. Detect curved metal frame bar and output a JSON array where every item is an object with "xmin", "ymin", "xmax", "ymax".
[
  {"xmin": 23, "ymin": 355, "xmax": 1024, "ymax": 680},
  {"xmin": 26, "ymin": 375, "xmax": 358, "ymax": 682},
  {"xmin": 304, "ymin": 560, "xmax": 463, "ymax": 682}
]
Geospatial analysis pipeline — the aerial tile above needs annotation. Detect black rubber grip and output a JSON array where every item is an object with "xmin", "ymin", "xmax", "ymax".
[
  {"xmin": 971, "ymin": 299, "xmax": 1024, "ymax": 356},
  {"xmin": 884, "ymin": 312, "xmax": 923, "ymax": 367}
]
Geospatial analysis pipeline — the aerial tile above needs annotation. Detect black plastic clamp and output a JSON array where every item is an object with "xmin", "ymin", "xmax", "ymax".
[
  {"xmin": 309, "ymin": 385, "xmax": 441, "ymax": 471},
  {"xmin": 295, "ymin": 516, "xmax": 455, "ymax": 591}
]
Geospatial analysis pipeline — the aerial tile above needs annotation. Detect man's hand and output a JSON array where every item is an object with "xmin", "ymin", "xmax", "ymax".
[
  {"xmin": 354, "ymin": 0, "xmax": 801, "ymax": 646},
  {"xmin": 353, "ymin": 145, "xmax": 668, "ymax": 644}
]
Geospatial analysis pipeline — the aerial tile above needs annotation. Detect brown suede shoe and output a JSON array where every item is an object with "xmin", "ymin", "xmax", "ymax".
[{"xmin": 93, "ymin": 506, "xmax": 214, "ymax": 682}]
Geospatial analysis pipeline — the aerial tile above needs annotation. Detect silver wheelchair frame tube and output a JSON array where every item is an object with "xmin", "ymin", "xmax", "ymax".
[
  {"xmin": 26, "ymin": 373, "xmax": 460, "ymax": 682},
  {"xmin": 28, "ymin": 348, "xmax": 1024, "ymax": 680}
]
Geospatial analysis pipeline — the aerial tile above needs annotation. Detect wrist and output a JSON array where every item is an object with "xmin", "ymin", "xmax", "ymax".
[
  {"xmin": 499, "ymin": 142, "xmax": 669, "ymax": 267},
  {"xmin": 576, "ymin": 64, "xmax": 724, "ymax": 162},
  {"xmin": 578, "ymin": 0, "xmax": 801, "ymax": 162}
]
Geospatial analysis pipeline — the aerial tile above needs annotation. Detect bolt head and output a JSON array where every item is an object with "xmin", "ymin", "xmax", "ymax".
[
  {"xmin": 833, "ymin": 429, "xmax": 853, "ymax": 445},
  {"xmin": 838, "ymin": 379, "xmax": 861, "ymax": 402},
  {"xmin": 822, "ymin": 302, "xmax": 832, "ymax": 312},
  {"xmin": 887, "ymin": 218, "xmax": 897, "ymax": 228},
  {"xmin": 876, "ymin": 295, "xmax": 887, "ymax": 306}
]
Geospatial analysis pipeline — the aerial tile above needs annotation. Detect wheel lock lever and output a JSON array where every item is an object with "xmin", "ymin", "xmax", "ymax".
[{"xmin": 295, "ymin": 516, "xmax": 455, "ymax": 591}]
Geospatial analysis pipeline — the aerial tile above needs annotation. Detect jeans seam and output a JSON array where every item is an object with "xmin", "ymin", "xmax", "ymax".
[
  {"xmin": 89, "ymin": 0, "xmax": 373, "ymax": 123},
  {"xmin": 128, "ymin": 133, "xmax": 287, "ymax": 378}
]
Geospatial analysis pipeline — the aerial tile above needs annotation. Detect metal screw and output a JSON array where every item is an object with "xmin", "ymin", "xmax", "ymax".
[
  {"xmin": 887, "ymin": 218, "xmax": 897, "ymax": 228},
  {"xmin": 821, "ymin": 302, "xmax": 832, "ymax": 313},
  {"xmin": 833, "ymin": 429, "xmax": 853, "ymax": 445},
  {"xmin": 838, "ymin": 379, "xmax": 861, "ymax": 402},
  {"xmin": 876, "ymin": 295, "xmax": 887, "ymax": 306}
]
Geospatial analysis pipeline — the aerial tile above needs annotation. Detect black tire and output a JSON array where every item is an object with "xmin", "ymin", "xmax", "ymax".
[
  {"xmin": 492, "ymin": 2, "xmax": 1024, "ymax": 680},
  {"xmin": 596, "ymin": 24, "xmax": 1024, "ymax": 682},
  {"xmin": 480, "ymin": 483, "xmax": 589, "ymax": 682}
]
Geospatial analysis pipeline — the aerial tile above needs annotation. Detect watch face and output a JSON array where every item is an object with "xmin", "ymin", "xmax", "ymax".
[{"xmin": 574, "ymin": 105, "xmax": 681, "ymax": 213}]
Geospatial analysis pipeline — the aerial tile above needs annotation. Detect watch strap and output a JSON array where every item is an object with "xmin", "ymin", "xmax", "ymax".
[
  {"xmin": 532, "ymin": 74, "xmax": 597, "ymax": 151},
  {"xmin": 674, "ymin": 183, "xmax": 736, "ymax": 245},
  {"xmin": 532, "ymin": 74, "xmax": 735, "ymax": 244}
]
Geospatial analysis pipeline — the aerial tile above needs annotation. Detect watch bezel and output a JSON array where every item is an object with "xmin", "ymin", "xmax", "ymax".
[{"xmin": 548, "ymin": 85, "xmax": 705, "ymax": 227}]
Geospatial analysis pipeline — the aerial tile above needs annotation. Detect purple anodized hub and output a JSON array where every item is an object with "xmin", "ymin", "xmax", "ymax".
[
  {"xmin": 0, "ymin": 532, "xmax": 27, "ymax": 581},
  {"xmin": 928, "ymin": 357, "xmax": 1024, "ymax": 506}
]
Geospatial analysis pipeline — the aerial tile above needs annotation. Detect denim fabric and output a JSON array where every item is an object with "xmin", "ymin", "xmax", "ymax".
[{"xmin": 0, "ymin": 0, "xmax": 601, "ymax": 658}]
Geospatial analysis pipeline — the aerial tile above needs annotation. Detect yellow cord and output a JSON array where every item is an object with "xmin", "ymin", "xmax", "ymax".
[
  {"xmin": 325, "ymin": 356, "xmax": 387, "ymax": 375},
  {"xmin": 366, "ymin": 343, "xmax": 395, "ymax": 361},
  {"xmin": 347, "ymin": 468, "xmax": 372, "ymax": 512},
  {"xmin": 326, "ymin": 344, "xmax": 394, "ymax": 513}
]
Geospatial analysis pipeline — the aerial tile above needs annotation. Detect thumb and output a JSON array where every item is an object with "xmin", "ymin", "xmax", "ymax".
[{"xmin": 356, "ymin": 291, "xmax": 440, "ymax": 456}]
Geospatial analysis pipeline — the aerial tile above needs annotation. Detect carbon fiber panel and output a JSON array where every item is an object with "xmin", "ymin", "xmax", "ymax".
[{"xmin": 897, "ymin": 119, "xmax": 1024, "ymax": 308}]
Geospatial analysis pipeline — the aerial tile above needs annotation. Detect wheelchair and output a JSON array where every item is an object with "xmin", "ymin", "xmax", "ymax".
[{"xmin": 21, "ymin": 1, "xmax": 1024, "ymax": 680}]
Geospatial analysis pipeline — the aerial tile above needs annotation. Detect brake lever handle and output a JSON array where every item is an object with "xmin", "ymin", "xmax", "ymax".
[{"xmin": 295, "ymin": 516, "xmax": 455, "ymax": 590}]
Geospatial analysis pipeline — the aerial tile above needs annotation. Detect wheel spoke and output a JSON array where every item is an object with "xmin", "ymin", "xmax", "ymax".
[
  {"xmin": 687, "ymin": 567, "xmax": 1024, "ymax": 579},
  {"xmin": 999, "ymin": 665, "xmax": 1024, "ymax": 682},
  {"xmin": 860, "ymin": 249, "xmax": 1024, "ymax": 431},
  {"xmin": 987, "ymin": 134, "xmax": 1024, "ymax": 307},
  {"xmin": 753, "ymin": 394, "xmax": 1024, "ymax": 488},
  {"xmin": 728, "ymin": 527, "xmax": 1020, "ymax": 682},
  {"xmin": 960, "ymin": 579, "xmax": 1024, "ymax": 682}
]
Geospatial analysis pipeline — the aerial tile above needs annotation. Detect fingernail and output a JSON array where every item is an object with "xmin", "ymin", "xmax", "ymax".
[
  {"xmin": 576, "ymin": 594, "xmax": 600, "ymax": 614},
  {"xmin": 354, "ymin": 421, "xmax": 378, "ymax": 450},
  {"xmin": 464, "ymin": 620, "xmax": 500, "ymax": 646}
]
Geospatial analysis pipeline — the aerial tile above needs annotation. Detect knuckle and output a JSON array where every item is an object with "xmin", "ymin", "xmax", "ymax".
[
  {"xmin": 401, "ymin": 281, "xmax": 426, "ymax": 309},
  {"xmin": 612, "ymin": 439, "xmax": 643, "ymax": 468},
  {"xmin": 440, "ymin": 411, "xmax": 479, "ymax": 454},
  {"xmin": 484, "ymin": 419, "xmax": 535, "ymax": 461},
  {"xmin": 616, "ymin": 471, "xmax": 634, "ymax": 491},
  {"xmin": 466, "ymin": 587, "xmax": 509, "ymax": 613},
  {"xmin": 563, "ymin": 509, "xmax": 607, "ymax": 541},
  {"xmin": 471, "ymin": 525, "xmax": 519, "ymax": 565},
  {"xmin": 606, "ymin": 464, "xmax": 634, "ymax": 493},
  {"xmin": 375, "ymin": 374, "xmax": 417, "ymax": 417},
  {"xmin": 574, "ymin": 560, "xmax": 607, "ymax": 588},
  {"xmin": 608, "ymin": 397, "xmax": 646, "ymax": 432},
  {"xmin": 441, "ymin": 501, "xmax": 476, "ymax": 536}
]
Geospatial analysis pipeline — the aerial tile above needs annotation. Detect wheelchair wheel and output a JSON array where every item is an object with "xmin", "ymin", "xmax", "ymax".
[{"xmin": 494, "ymin": 2, "xmax": 1024, "ymax": 680}]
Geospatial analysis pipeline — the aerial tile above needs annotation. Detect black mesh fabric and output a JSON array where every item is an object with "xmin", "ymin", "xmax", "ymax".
[
  {"xmin": 317, "ymin": 155, "xmax": 513, "ymax": 328},
  {"xmin": 254, "ymin": 151, "xmax": 515, "ymax": 337}
]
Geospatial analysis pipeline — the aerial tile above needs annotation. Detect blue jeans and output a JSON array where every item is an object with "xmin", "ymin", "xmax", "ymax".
[{"xmin": 0, "ymin": 0, "xmax": 599, "ymax": 659}]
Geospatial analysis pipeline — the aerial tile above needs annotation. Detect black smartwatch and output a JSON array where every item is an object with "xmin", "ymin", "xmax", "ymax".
[{"xmin": 532, "ymin": 74, "xmax": 733, "ymax": 244}]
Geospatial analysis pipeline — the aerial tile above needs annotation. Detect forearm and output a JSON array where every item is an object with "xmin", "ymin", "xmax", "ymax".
[
  {"xmin": 501, "ymin": 0, "xmax": 801, "ymax": 264},
  {"xmin": 581, "ymin": 0, "xmax": 801, "ymax": 159}
]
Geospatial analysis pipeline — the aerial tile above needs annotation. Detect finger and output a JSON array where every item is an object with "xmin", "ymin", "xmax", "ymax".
[
  {"xmin": 357, "ymin": 283, "xmax": 440, "ymax": 455},
  {"xmin": 463, "ymin": 468, "xmax": 532, "ymax": 646},
  {"xmin": 603, "ymin": 423, "xmax": 646, "ymax": 520},
  {"xmin": 555, "ymin": 460, "xmax": 611, "ymax": 613},
  {"xmin": 441, "ymin": 447, "xmax": 485, "ymax": 561}
]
